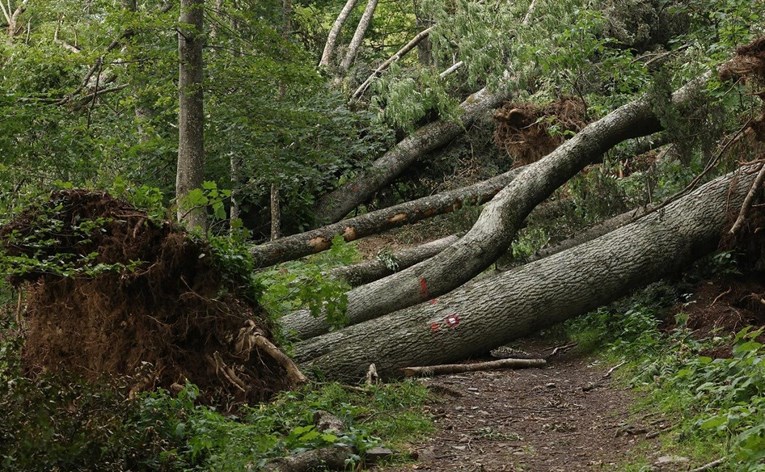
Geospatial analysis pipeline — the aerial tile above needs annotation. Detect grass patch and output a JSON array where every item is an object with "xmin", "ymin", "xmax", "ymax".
[{"xmin": 0, "ymin": 318, "xmax": 433, "ymax": 471}]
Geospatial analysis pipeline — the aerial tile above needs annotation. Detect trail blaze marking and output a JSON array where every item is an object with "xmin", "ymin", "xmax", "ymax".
[
  {"xmin": 419, "ymin": 277, "xmax": 430, "ymax": 298},
  {"xmin": 445, "ymin": 314, "xmax": 461, "ymax": 329},
  {"xmin": 428, "ymin": 313, "xmax": 462, "ymax": 334}
]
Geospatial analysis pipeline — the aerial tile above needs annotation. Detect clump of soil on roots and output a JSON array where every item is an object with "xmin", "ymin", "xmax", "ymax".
[
  {"xmin": 493, "ymin": 97, "xmax": 587, "ymax": 166},
  {"xmin": 721, "ymin": 36, "xmax": 765, "ymax": 145},
  {"xmin": 672, "ymin": 202, "xmax": 765, "ymax": 354},
  {"xmin": 1, "ymin": 190, "xmax": 293, "ymax": 408}
]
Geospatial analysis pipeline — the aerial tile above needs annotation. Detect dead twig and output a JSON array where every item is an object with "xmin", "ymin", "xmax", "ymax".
[
  {"xmin": 603, "ymin": 361, "xmax": 626, "ymax": 379},
  {"xmin": 548, "ymin": 342, "xmax": 577, "ymax": 358},
  {"xmin": 689, "ymin": 457, "xmax": 727, "ymax": 472},
  {"xmin": 710, "ymin": 287, "xmax": 732, "ymax": 306}
]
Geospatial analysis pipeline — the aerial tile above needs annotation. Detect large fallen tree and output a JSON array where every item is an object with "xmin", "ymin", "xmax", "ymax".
[
  {"xmin": 251, "ymin": 166, "xmax": 523, "ymax": 267},
  {"xmin": 294, "ymin": 164, "xmax": 760, "ymax": 380},
  {"xmin": 280, "ymin": 74, "xmax": 708, "ymax": 340},
  {"xmin": 313, "ymin": 2, "xmax": 545, "ymax": 225},
  {"xmin": 312, "ymin": 86, "xmax": 510, "ymax": 224}
]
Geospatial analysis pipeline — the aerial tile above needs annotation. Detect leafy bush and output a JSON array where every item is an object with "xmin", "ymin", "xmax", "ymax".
[{"xmin": 255, "ymin": 236, "xmax": 358, "ymax": 330}]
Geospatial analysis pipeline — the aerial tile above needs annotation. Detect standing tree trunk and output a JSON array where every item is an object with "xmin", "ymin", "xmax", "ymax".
[
  {"xmin": 176, "ymin": 0, "xmax": 207, "ymax": 230},
  {"xmin": 270, "ymin": 183, "xmax": 281, "ymax": 240},
  {"xmin": 295, "ymin": 164, "xmax": 758, "ymax": 380},
  {"xmin": 319, "ymin": 0, "xmax": 359, "ymax": 69},
  {"xmin": 282, "ymin": 74, "xmax": 709, "ymax": 340},
  {"xmin": 0, "ymin": 0, "xmax": 28, "ymax": 39},
  {"xmin": 337, "ymin": 0, "xmax": 379, "ymax": 76}
]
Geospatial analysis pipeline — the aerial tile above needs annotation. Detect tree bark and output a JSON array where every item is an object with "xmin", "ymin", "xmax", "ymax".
[
  {"xmin": 328, "ymin": 235, "xmax": 459, "ymax": 286},
  {"xmin": 319, "ymin": 0, "xmax": 359, "ymax": 68},
  {"xmin": 252, "ymin": 166, "xmax": 523, "ymax": 268},
  {"xmin": 314, "ymin": 0, "xmax": 541, "ymax": 224},
  {"xmin": 314, "ymin": 86, "xmax": 510, "ymax": 224},
  {"xmin": 337, "ymin": 0, "xmax": 379, "ymax": 75},
  {"xmin": 0, "ymin": 0, "xmax": 28, "ymax": 39},
  {"xmin": 285, "ymin": 74, "xmax": 708, "ymax": 341},
  {"xmin": 295, "ymin": 164, "xmax": 758, "ymax": 381},
  {"xmin": 176, "ymin": 0, "xmax": 207, "ymax": 230},
  {"xmin": 270, "ymin": 183, "xmax": 281, "ymax": 240},
  {"xmin": 402, "ymin": 358, "xmax": 546, "ymax": 377}
]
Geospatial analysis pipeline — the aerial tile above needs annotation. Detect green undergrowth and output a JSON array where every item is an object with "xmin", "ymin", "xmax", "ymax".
[
  {"xmin": 563, "ymin": 275, "xmax": 765, "ymax": 471},
  {"xmin": 0, "ymin": 323, "xmax": 433, "ymax": 471}
]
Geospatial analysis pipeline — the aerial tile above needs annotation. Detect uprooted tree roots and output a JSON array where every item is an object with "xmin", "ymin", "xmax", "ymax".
[
  {"xmin": 1, "ymin": 190, "xmax": 297, "ymax": 408},
  {"xmin": 493, "ymin": 98, "xmax": 587, "ymax": 166}
]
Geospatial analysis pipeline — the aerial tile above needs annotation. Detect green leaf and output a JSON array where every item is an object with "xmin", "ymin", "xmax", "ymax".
[{"xmin": 698, "ymin": 415, "xmax": 727, "ymax": 430}]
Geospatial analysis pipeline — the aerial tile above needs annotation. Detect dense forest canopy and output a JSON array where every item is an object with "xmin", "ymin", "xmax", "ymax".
[{"xmin": 1, "ymin": 0, "xmax": 760, "ymax": 234}]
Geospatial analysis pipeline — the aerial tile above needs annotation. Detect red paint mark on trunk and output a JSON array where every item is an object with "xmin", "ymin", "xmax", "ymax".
[
  {"xmin": 419, "ymin": 277, "xmax": 430, "ymax": 298},
  {"xmin": 429, "ymin": 322, "xmax": 441, "ymax": 333},
  {"xmin": 429, "ymin": 298, "xmax": 438, "ymax": 305},
  {"xmin": 445, "ymin": 314, "xmax": 461, "ymax": 329}
]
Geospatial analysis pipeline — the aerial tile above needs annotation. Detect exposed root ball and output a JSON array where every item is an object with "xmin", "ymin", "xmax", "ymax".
[
  {"xmin": 720, "ymin": 36, "xmax": 765, "ymax": 84},
  {"xmin": 1, "ymin": 190, "xmax": 292, "ymax": 408},
  {"xmin": 493, "ymin": 98, "xmax": 587, "ymax": 166}
]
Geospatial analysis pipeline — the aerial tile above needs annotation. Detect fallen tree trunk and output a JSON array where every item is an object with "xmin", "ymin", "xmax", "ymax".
[
  {"xmin": 313, "ymin": 85, "xmax": 510, "ymax": 224},
  {"xmin": 251, "ymin": 166, "xmax": 523, "ymax": 268},
  {"xmin": 402, "ymin": 358, "xmax": 546, "ymax": 377},
  {"xmin": 282, "ymin": 75, "xmax": 707, "ymax": 340},
  {"xmin": 294, "ymin": 165, "xmax": 758, "ymax": 380},
  {"xmin": 315, "ymin": 3, "xmax": 544, "ymax": 225},
  {"xmin": 528, "ymin": 205, "xmax": 652, "ymax": 262},
  {"xmin": 328, "ymin": 235, "xmax": 459, "ymax": 286}
]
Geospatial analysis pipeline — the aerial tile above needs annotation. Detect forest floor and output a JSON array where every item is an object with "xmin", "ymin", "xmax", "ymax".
[{"xmin": 381, "ymin": 340, "xmax": 659, "ymax": 472}]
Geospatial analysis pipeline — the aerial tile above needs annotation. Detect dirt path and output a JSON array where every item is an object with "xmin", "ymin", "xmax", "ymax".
[{"xmin": 384, "ymin": 342, "xmax": 663, "ymax": 471}]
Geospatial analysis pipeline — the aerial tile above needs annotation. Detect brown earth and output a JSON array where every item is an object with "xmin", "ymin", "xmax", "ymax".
[
  {"xmin": 1, "ymin": 190, "xmax": 292, "ymax": 408},
  {"xmin": 493, "ymin": 98, "xmax": 587, "ymax": 166},
  {"xmin": 382, "ymin": 341, "xmax": 667, "ymax": 472},
  {"xmin": 379, "ymin": 269, "xmax": 765, "ymax": 472}
]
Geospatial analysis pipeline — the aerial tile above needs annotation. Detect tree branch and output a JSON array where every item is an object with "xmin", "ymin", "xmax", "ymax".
[{"xmin": 351, "ymin": 25, "xmax": 434, "ymax": 101}]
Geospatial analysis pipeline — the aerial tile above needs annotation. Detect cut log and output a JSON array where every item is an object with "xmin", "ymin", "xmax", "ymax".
[
  {"xmin": 294, "ymin": 164, "xmax": 757, "ymax": 380},
  {"xmin": 251, "ymin": 167, "xmax": 523, "ymax": 268},
  {"xmin": 402, "ymin": 358, "xmax": 546, "ymax": 377},
  {"xmin": 313, "ymin": 85, "xmax": 510, "ymax": 224},
  {"xmin": 328, "ymin": 235, "xmax": 459, "ymax": 286},
  {"xmin": 282, "ymin": 74, "xmax": 709, "ymax": 341}
]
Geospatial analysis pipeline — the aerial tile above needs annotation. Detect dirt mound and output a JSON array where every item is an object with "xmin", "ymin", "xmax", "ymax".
[
  {"xmin": 1, "ymin": 190, "xmax": 293, "ymax": 408},
  {"xmin": 493, "ymin": 98, "xmax": 587, "ymax": 166},
  {"xmin": 720, "ymin": 36, "xmax": 765, "ymax": 85},
  {"xmin": 682, "ymin": 277, "xmax": 765, "ymax": 340},
  {"xmin": 720, "ymin": 36, "xmax": 765, "ymax": 144}
]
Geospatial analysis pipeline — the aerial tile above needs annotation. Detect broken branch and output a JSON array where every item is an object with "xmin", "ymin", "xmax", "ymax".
[{"xmin": 402, "ymin": 358, "xmax": 546, "ymax": 377}]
